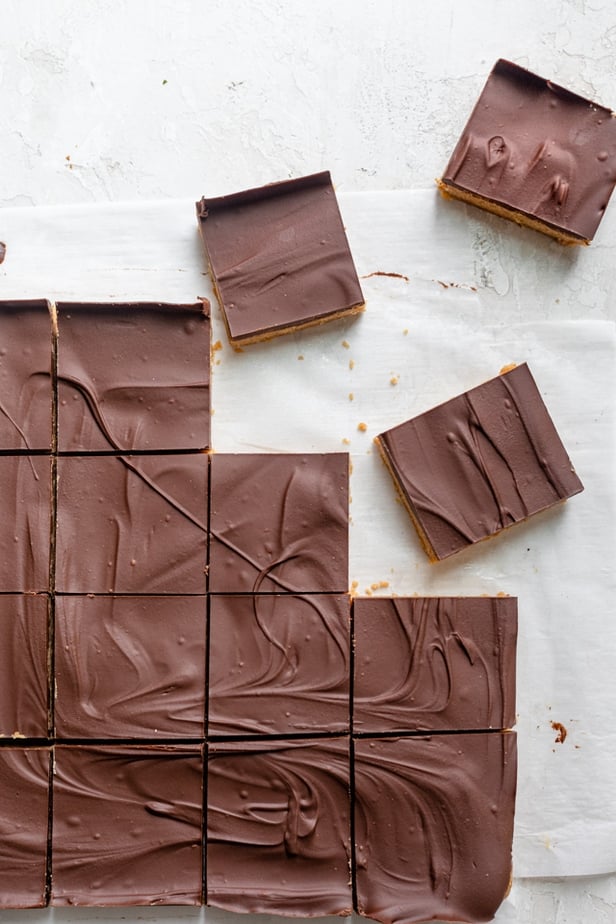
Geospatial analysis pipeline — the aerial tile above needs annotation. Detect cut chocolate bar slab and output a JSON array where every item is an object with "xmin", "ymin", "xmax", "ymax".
[
  {"xmin": 0, "ymin": 594, "xmax": 48, "ymax": 738},
  {"xmin": 438, "ymin": 59, "xmax": 616, "ymax": 244},
  {"xmin": 0, "ymin": 454, "xmax": 51, "ymax": 591},
  {"xmin": 55, "ymin": 453, "xmax": 208, "ymax": 594},
  {"xmin": 196, "ymin": 171, "xmax": 365, "ymax": 345},
  {"xmin": 0, "ymin": 300, "xmax": 53, "ymax": 451},
  {"xmin": 51, "ymin": 744, "xmax": 203, "ymax": 906},
  {"xmin": 56, "ymin": 301, "xmax": 210, "ymax": 452},
  {"xmin": 209, "ymin": 593, "xmax": 350, "ymax": 736},
  {"xmin": 54, "ymin": 595, "xmax": 207, "ymax": 738},
  {"xmin": 354, "ymin": 596, "xmax": 517, "ymax": 733},
  {"xmin": 376, "ymin": 363, "xmax": 583, "ymax": 561},
  {"xmin": 209, "ymin": 452, "xmax": 349, "ymax": 593},
  {"xmin": 354, "ymin": 733, "xmax": 517, "ymax": 924},
  {"xmin": 207, "ymin": 738, "xmax": 352, "ymax": 916},
  {"xmin": 0, "ymin": 747, "xmax": 50, "ymax": 909}
]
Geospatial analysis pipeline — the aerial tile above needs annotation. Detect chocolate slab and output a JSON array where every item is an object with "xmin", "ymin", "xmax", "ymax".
[
  {"xmin": 354, "ymin": 596, "xmax": 517, "ymax": 733},
  {"xmin": 439, "ymin": 59, "xmax": 616, "ymax": 243},
  {"xmin": 376, "ymin": 363, "xmax": 584, "ymax": 561},
  {"xmin": 55, "ymin": 595, "xmax": 206, "ymax": 738},
  {"xmin": 0, "ymin": 594, "xmax": 48, "ymax": 738},
  {"xmin": 209, "ymin": 452, "xmax": 349, "ymax": 593},
  {"xmin": 56, "ymin": 301, "xmax": 210, "ymax": 452},
  {"xmin": 0, "ymin": 299, "xmax": 53, "ymax": 450},
  {"xmin": 0, "ymin": 454, "xmax": 51, "ymax": 591},
  {"xmin": 209, "ymin": 593, "xmax": 350, "ymax": 736},
  {"xmin": 55, "ymin": 453, "xmax": 208, "ymax": 593},
  {"xmin": 51, "ymin": 744, "xmax": 203, "ymax": 906},
  {"xmin": 0, "ymin": 747, "xmax": 50, "ymax": 908},
  {"xmin": 354, "ymin": 733, "xmax": 517, "ymax": 924},
  {"xmin": 196, "ymin": 171, "xmax": 365, "ymax": 345},
  {"xmin": 207, "ymin": 738, "xmax": 352, "ymax": 916}
]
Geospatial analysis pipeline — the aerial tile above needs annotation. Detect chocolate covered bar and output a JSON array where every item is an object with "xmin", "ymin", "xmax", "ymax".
[
  {"xmin": 438, "ymin": 59, "xmax": 616, "ymax": 244},
  {"xmin": 196, "ymin": 171, "xmax": 365, "ymax": 345},
  {"xmin": 0, "ymin": 594, "xmax": 49, "ymax": 738}
]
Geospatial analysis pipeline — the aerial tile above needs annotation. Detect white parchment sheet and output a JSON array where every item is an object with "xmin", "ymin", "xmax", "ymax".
[{"xmin": 1, "ymin": 190, "xmax": 615, "ymax": 902}]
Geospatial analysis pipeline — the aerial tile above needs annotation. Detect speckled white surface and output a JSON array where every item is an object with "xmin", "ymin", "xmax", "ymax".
[{"xmin": 1, "ymin": 1, "xmax": 616, "ymax": 922}]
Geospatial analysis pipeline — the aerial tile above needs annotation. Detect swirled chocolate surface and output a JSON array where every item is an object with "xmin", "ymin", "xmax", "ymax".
[
  {"xmin": 0, "ymin": 454, "xmax": 51, "ymax": 592},
  {"xmin": 377, "ymin": 363, "xmax": 583, "ymax": 560},
  {"xmin": 209, "ymin": 593, "xmax": 350, "ymax": 735},
  {"xmin": 56, "ymin": 301, "xmax": 210, "ymax": 452},
  {"xmin": 0, "ymin": 595, "xmax": 48, "ymax": 738},
  {"xmin": 209, "ymin": 453, "xmax": 348, "ymax": 593},
  {"xmin": 354, "ymin": 733, "xmax": 517, "ymax": 924},
  {"xmin": 55, "ymin": 595, "xmax": 206, "ymax": 738},
  {"xmin": 0, "ymin": 747, "xmax": 50, "ymax": 909},
  {"xmin": 0, "ymin": 300, "xmax": 53, "ymax": 451},
  {"xmin": 55, "ymin": 453, "xmax": 208, "ymax": 593},
  {"xmin": 51, "ymin": 745, "xmax": 203, "ymax": 906},
  {"xmin": 354, "ymin": 596, "xmax": 516, "ymax": 733},
  {"xmin": 441, "ymin": 59, "xmax": 616, "ymax": 242},
  {"xmin": 207, "ymin": 738, "xmax": 352, "ymax": 916},
  {"xmin": 196, "ymin": 172, "xmax": 364, "ymax": 344}
]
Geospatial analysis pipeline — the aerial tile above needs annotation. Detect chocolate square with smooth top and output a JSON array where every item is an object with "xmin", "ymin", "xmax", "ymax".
[
  {"xmin": 57, "ymin": 301, "xmax": 210, "ymax": 452},
  {"xmin": 354, "ymin": 596, "xmax": 517, "ymax": 733},
  {"xmin": 196, "ymin": 171, "xmax": 364, "ymax": 345},
  {"xmin": 209, "ymin": 593, "xmax": 350, "ymax": 736},
  {"xmin": 0, "ymin": 594, "xmax": 48, "ymax": 738},
  {"xmin": 376, "ymin": 363, "xmax": 583, "ymax": 561},
  {"xmin": 55, "ymin": 453, "xmax": 208, "ymax": 594},
  {"xmin": 51, "ymin": 745, "xmax": 204, "ymax": 906},
  {"xmin": 207, "ymin": 738, "xmax": 352, "ymax": 916},
  {"xmin": 55, "ymin": 595, "xmax": 207, "ymax": 739},
  {"xmin": 0, "ymin": 454, "xmax": 51, "ymax": 592}
]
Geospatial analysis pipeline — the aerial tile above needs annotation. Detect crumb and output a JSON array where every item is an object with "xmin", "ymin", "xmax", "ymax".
[
  {"xmin": 551, "ymin": 721, "xmax": 567, "ymax": 744},
  {"xmin": 349, "ymin": 393, "xmax": 354, "ymax": 401},
  {"xmin": 403, "ymin": 328, "xmax": 409, "ymax": 336},
  {"xmin": 342, "ymin": 437, "xmax": 351, "ymax": 446},
  {"xmin": 297, "ymin": 354, "xmax": 304, "ymax": 360},
  {"xmin": 364, "ymin": 588, "xmax": 373, "ymax": 596},
  {"xmin": 349, "ymin": 359, "xmax": 355, "ymax": 370},
  {"xmin": 342, "ymin": 340, "xmax": 350, "ymax": 349},
  {"xmin": 232, "ymin": 345, "xmax": 245, "ymax": 353},
  {"xmin": 499, "ymin": 363, "xmax": 517, "ymax": 374},
  {"xmin": 212, "ymin": 340, "xmax": 223, "ymax": 352},
  {"xmin": 390, "ymin": 376, "xmax": 398, "ymax": 386},
  {"xmin": 357, "ymin": 422, "xmax": 367, "ymax": 432}
]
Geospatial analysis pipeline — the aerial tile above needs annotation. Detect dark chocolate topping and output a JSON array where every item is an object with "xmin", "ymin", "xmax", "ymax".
[
  {"xmin": 207, "ymin": 738, "xmax": 352, "ymax": 916},
  {"xmin": 441, "ymin": 59, "xmax": 616, "ymax": 240},
  {"xmin": 0, "ymin": 595, "xmax": 48, "ymax": 738},
  {"xmin": 55, "ymin": 453, "xmax": 208, "ymax": 594},
  {"xmin": 56, "ymin": 302, "xmax": 210, "ymax": 452},
  {"xmin": 0, "ymin": 748, "xmax": 50, "ymax": 909},
  {"xmin": 209, "ymin": 453, "xmax": 349, "ymax": 593},
  {"xmin": 354, "ymin": 733, "xmax": 517, "ymax": 924},
  {"xmin": 0, "ymin": 300, "xmax": 53, "ymax": 450},
  {"xmin": 52, "ymin": 745, "xmax": 203, "ymax": 906},
  {"xmin": 209, "ymin": 593, "xmax": 350, "ymax": 736},
  {"xmin": 196, "ymin": 171, "xmax": 364, "ymax": 342},
  {"xmin": 354, "ymin": 596, "xmax": 517, "ymax": 733},
  {"xmin": 0, "ymin": 454, "xmax": 51, "ymax": 592},
  {"xmin": 378, "ymin": 363, "xmax": 583, "ymax": 560},
  {"xmin": 55, "ymin": 595, "xmax": 206, "ymax": 738}
]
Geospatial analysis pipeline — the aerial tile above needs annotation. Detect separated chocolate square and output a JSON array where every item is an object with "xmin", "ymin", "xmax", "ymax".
[
  {"xmin": 0, "ymin": 594, "xmax": 49, "ymax": 738},
  {"xmin": 196, "ymin": 171, "xmax": 364, "ymax": 345},
  {"xmin": 56, "ymin": 301, "xmax": 210, "ymax": 452},
  {"xmin": 354, "ymin": 596, "xmax": 517, "ymax": 733},
  {"xmin": 207, "ymin": 738, "xmax": 351, "ymax": 916},
  {"xmin": 209, "ymin": 593, "xmax": 350, "ymax": 736},
  {"xmin": 439, "ymin": 59, "xmax": 616, "ymax": 244},
  {"xmin": 55, "ymin": 453, "xmax": 208, "ymax": 594},
  {"xmin": 51, "ymin": 744, "xmax": 204, "ymax": 906},
  {"xmin": 376, "ymin": 363, "xmax": 583, "ymax": 561},
  {"xmin": 0, "ymin": 747, "xmax": 51, "ymax": 908},
  {"xmin": 0, "ymin": 300, "xmax": 53, "ymax": 451},
  {"xmin": 209, "ymin": 452, "xmax": 349, "ymax": 593},
  {"xmin": 55, "ymin": 595, "xmax": 207, "ymax": 739},
  {"xmin": 354, "ymin": 733, "xmax": 517, "ymax": 924},
  {"xmin": 0, "ymin": 454, "xmax": 51, "ymax": 592}
]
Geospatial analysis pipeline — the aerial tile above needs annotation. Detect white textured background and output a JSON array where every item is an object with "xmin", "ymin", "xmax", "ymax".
[{"xmin": 1, "ymin": 1, "xmax": 616, "ymax": 922}]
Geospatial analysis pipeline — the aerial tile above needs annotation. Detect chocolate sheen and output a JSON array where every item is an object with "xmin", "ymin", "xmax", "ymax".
[
  {"xmin": 354, "ymin": 596, "xmax": 517, "ymax": 733},
  {"xmin": 56, "ymin": 301, "xmax": 210, "ymax": 452},
  {"xmin": 441, "ymin": 59, "xmax": 616, "ymax": 241},
  {"xmin": 0, "ymin": 595, "xmax": 48, "ymax": 738},
  {"xmin": 354, "ymin": 733, "xmax": 517, "ymax": 924},
  {"xmin": 0, "ymin": 454, "xmax": 51, "ymax": 592},
  {"xmin": 196, "ymin": 171, "xmax": 364, "ymax": 343},
  {"xmin": 51, "ymin": 745, "xmax": 203, "ymax": 906},
  {"xmin": 377, "ymin": 363, "xmax": 584, "ymax": 560}
]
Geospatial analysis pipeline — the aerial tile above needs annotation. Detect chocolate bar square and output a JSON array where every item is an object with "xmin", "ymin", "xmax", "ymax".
[
  {"xmin": 0, "ymin": 454, "xmax": 51, "ymax": 592},
  {"xmin": 0, "ymin": 594, "xmax": 48, "ymax": 738}
]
